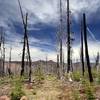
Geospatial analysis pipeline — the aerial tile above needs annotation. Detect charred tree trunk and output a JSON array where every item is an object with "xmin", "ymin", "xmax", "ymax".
[
  {"xmin": 80, "ymin": 20, "xmax": 85, "ymax": 76},
  {"xmin": 2, "ymin": 32, "xmax": 5, "ymax": 76},
  {"xmin": 18, "ymin": 0, "xmax": 26, "ymax": 76},
  {"xmin": 60, "ymin": 39, "xmax": 63, "ymax": 77},
  {"xmin": 62, "ymin": 52, "xmax": 65, "ymax": 75},
  {"xmin": 83, "ymin": 13, "xmax": 93, "ymax": 82},
  {"xmin": 18, "ymin": 0, "xmax": 32, "ymax": 82},
  {"xmin": 8, "ymin": 47, "xmax": 12, "ymax": 76},
  {"xmin": 57, "ymin": 54, "xmax": 60, "ymax": 79},
  {"xmin": 20, "ymin": 16, "xmax": 27, "ymax": 76},
  {"xmin": 0, "ymin": 28, "xmax": 3, "ymax": 76},
  {"xmin": 94, "ymin": 52, "xmax": 99, "ymax": 68},
  {"xmin": 59, "ymin": 0, "xmax": 63, "ymax": 78},
  {"xmin": 25, "ymin": 14, "xmax": 32, "ymax": 82},
  {"xmin": 67, "ymin": 0, "xmax": 71, "ymax": 73},
  {"xmin": 3, "ymin": 48, "xmax": 5, "ymax": 76}
]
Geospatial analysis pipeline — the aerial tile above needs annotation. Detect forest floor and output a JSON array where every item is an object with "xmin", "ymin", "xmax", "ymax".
[{"xmin": 0, "ymin": 75, "xmax": 100, "ymax": 100}]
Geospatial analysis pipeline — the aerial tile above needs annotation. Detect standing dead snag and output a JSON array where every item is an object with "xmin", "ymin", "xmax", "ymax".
[
  {"xmin": 62, "ymin": 52, "xmax": 65, "ymax": 75},
  {"xmin": 26, "ymin": 28, "xmax": 32, "ymax": 82},
  {"xmin": 94, "ymin": 52, "xmax": 99, "ymax": 69},
  {"xmin": 0, "ymin": 28, "xmax": 5, "ymax": 76},
  {"xmin": 59, "ymin": 0, "xmax": 63, "ymax": 78},
  {"xmin": 60, "ymin": 39, "xmax": 63, "ymax": 77},
  {"xmin": 57, "ymin": 54, "xmax": 60, "ymax": 79},
  {"xmin": 0, "ymin": 27, "xmax": 3, "ymax": 76},
  {"xmin": 18, "ymin": 0, "xmax": 25, "ymax": 76},
  {"xmin": 80, "ymin": 20, "xmax": 85, "ymax": 76},
  {"xmin": 18, "ymin": 0, "xmax": 32, "ymax": 82},
  {"xmin": 83, "ymin": 13, "xmax": 93, "ymax": 82},
  {"xmin": 8, "ymin": 47, "xmax": 12, "ymax": 76},
  {"xmin": 67, "ymin": 0, "xmax": 71, "ymax": 73},
  {"xmin": 2, "ymin": 32, "xmax": 5, "ymax": 76}
]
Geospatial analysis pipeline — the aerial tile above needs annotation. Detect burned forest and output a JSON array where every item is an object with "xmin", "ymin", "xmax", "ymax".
[{"xmin": 0, "ymin": 0, "xmax": 100, "ymax": 100}]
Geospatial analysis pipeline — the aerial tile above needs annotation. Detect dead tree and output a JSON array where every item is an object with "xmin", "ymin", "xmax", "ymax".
[
  {"xmin": 0, "ymin": 28, "xmax": 5, "ymax": 76},
  {"xmin": 59, "ymin": 0, "xmax": 63, "ymax": 78},
  {"xmin": 83, "ymin": 13, "xmax": 93, "ymax": 82},
  {"xmin": 60, "ymin": 40, "xmax": 63, "ymax": 77},
  {"xmin": 70, "ymin": 48, "xmax": 74, "ymax": 72},
  {"xmin": 67, "ymin": 0, "xmax": 71, "ymax": 73},
  {"xmin": 18, "ymin": 0, "xmax": 26, "ymax": 76},
  {"xmin": 0, "ymin": 28, "xmax": 3, "ymax": 76},
  {"xmin": 62, "ymin": 52, "xmax": 65, "ymax": 75},
  {"xmin": 18, "ymin": 0, "xmax": 32, "ymax": 82},
  {"xmin": 26, "ymin": 19, "xmax": 32, "ymax": 82},
  {"xmin": 57, "ymin": 54, "xmax": 60, "ymax": 79},
  {"xmin": 94, "ymin": 52, "xmax": 99, "ymax": 68},
  {"xmin": 3, "ymin": 33, "xmax": 5, "ymax": 76},
  {"xmin": 80, "ymin": 20, "xmax": 85, "ymax": 76},
  {"xmin": 8, "ymin": 47, "xmax": 12, "ymax": 76}
]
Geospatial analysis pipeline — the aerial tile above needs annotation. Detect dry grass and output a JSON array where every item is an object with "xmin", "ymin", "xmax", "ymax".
[
  {"xmin": 23, "ymin": 76, "xmax": 61, "ymax": 100},
  {"xmin": 0, "ymin": 75, "xmax": 100, "ymax": 100}
]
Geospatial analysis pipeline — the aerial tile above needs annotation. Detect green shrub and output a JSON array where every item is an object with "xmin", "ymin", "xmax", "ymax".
[
  {"xmin": 72, "ymin": 89, "xmax": 80, "ymax": 100},
  {"xmin": 81, "ymin": 79, "xmax": 95, "ymax": 100},
  {"xmin": 92, "ymin": 70, "xmax": 98, "ymax": 79},
  {"xmin": 34, "ymin": 66, "xmax": 44, "ymax": 83},
  {"xmin": 85, "ymin": 85, "xmax": 95, "ymax": 100},
  {"xmin": 0, "ymin": 79, "xmax": 5, "ymax": 85},
  {"xmin": 11, "ymin": 78, "xmax": 25, "ymax": 100},
  {"xmin": 72, "ymin": 71, "xmax": 81, "ymax": 82},
  {"xmin": 96, "ymin": 71, "xmax": 100, "ymax": 84},
  {"xmin": 11, "ymin": 90, "xmax": 25, "ymax": 100}
]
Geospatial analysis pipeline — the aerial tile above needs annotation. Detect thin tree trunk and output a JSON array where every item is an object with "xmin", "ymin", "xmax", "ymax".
[
  {"xmin": 20, "ymin": 21, "xmax": 26, "ymax": 76},
  {"xmin": 62, "ymin": 52, "xmax": 65, "ymax": 75},
  {"xmin": 83, "ymin": 13, "xmax": 93, "ymax": 82},
  {"xmin": 80, "ymin": 20, "xmax": 85, "ymax": 76},
  {"xmin": 60, "ymin": 39, "xmax": 63, "ymax": 78},
  {"xmin": 8, "ymin": 47, "xmax": 12, "ymax": 76},
  {"xmin": 18, "ymin": 0, "xmax": 26, "ymax": 76},
  {"xmin": 2, "ymin": 32, "xmax": 5, "ymax": 76},
  {"xmin": 57, "ymin": 54, "xmax": 60, "ymax": 79},
  {"xmin": 67, "ymin": 0, "xmax": 71, "ymax": 73},
  {"xmin": 95, "ymin": 52, "xmax": 99, "ymax": 68},
  {"xmin": 59, "ymin": 0, "xmax": 63, "ymax": 78}
]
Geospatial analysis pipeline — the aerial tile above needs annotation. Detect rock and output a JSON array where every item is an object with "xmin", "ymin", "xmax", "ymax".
[
  {"xmin": 0, "ymin": 96, "xmax": 10, "ymax": 100},
  {"xmin": 20, "ymin": 96, "xmax": 28, "ymax": 100}
]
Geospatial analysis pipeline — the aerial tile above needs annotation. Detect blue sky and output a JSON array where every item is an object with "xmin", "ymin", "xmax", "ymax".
[{"xmin": 0, "ymin": 0, "xmax": 100, "ymax": 61}]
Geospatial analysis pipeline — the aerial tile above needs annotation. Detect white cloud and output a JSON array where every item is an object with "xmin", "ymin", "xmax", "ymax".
[
  {"xmin": 5, "ymin": 43, "xmax": 57, "ymax": 61},
  {"xmin": 3, "ymin": 38, "xmax": 100, "ymax": 63}
]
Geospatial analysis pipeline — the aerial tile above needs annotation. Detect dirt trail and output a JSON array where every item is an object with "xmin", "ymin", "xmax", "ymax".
[
  {"xmin": 24, "ymin": 77, "xmax": 79, "ymax": 100},
  {"xmin": 24, "ymin": 77, "xmax": 62, "ymax": 100}
]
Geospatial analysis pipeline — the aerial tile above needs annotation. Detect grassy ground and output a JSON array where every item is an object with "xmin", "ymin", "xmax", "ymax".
[
  {"xmin": 24, "ymin": 75, "xmax": 61, "ymax": 100},
  {"xmin": 0, "ymin": 74, "xmax": 100, "ymax": 100}
]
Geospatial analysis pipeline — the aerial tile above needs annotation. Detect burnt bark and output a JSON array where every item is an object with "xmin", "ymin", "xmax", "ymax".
[
  {"xmin": 18, "ymin": 0, "xmax": 32, "ymax": 82},
  {"xmin": 8, "ymin": 47, "xmax": 12, "ymax": 76},
  {"xmin": 80, "ymin": 20, "xmax": 85, "ymax": 76},
  {"xmin": 83, "ymin": 13, "xmax": 93, "ymax": 82},
  {"xmin": 57, "ymin": 54, "xmax": 60, "ymax": 79},
  {"xmin": 67, "ymin": 0, "xmax": 71, "ymax": 73}
]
